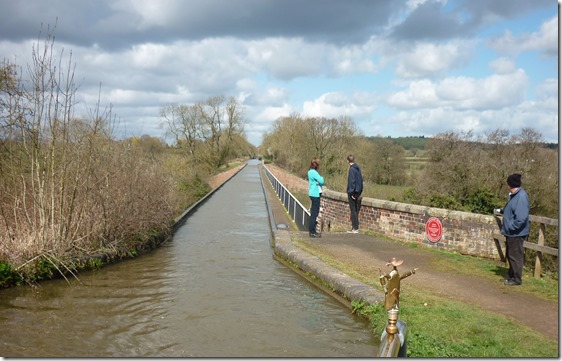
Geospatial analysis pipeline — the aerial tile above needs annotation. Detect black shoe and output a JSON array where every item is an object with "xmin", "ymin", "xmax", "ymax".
[
  {"xmin": 504, "ymin": 280, "xmax": 521, "ymax": 286},
  {"xmin": 309, "ymin": 233, "xmax": 321, "ymax": 238}
]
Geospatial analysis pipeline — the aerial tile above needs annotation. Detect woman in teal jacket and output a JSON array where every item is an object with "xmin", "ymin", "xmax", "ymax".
[{"xmin": 308, "ymin": 157, "xmax": 324, "ymax": 237}]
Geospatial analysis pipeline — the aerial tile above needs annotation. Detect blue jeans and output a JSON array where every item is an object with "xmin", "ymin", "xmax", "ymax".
[{"xmin": 309, "ymin": 196, "xmax": 320, "ymax": 234}]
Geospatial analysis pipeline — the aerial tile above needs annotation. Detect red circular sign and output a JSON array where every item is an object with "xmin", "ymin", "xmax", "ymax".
[{"xmin": 425, "ymin": 217, "xmax": 443, "ymax": 243}]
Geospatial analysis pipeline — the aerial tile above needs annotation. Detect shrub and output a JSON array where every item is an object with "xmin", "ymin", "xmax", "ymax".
[{"xmin": 0, "ymin": 261, "xmax": 14, "ymax": 287}]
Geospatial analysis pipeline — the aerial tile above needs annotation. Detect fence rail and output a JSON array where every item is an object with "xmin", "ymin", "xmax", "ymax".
[
  {"xmin": 493, "ymin": 214, "xmax": 558, "ymax": 278},
  {"xmin": 263, "ymin": 164, "xmax": 310, "ymax": 231}
]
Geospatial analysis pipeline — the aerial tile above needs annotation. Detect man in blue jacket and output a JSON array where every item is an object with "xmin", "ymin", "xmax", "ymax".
[
  {"xmin": 499, "ymin": 173, "xmax": 530, "ymax": 286},
  {"xmin": 346, "ymin": 155, "xmax": 363, "ymax": 233}
]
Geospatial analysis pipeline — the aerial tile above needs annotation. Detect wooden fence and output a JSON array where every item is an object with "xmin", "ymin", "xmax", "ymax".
[{"xmin": 493, "ymin": 214, "xmax": 558, "ymax": 278}]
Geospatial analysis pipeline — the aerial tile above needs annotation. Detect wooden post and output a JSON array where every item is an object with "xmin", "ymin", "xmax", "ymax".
[{"xmin": 534, "ymin": 223, "xmax": 545, "ymax": 278}]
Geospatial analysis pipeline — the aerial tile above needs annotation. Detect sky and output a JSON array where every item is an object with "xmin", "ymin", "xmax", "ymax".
[{"xmin": 0, "ymin": 0, "xmax": 558, "ymax": 146}]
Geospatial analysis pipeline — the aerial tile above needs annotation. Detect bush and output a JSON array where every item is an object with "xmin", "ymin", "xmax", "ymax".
[
  {"xmin": 0, "ymin": 261, "xmax": 14, "ymax": 287},
  {"xmin": 428, "ymin": 194, "xmax": 464, "ymax": 210},
  {"xmin": 464, "ymin": 188, "xmax": 502, "ymax": 215}
]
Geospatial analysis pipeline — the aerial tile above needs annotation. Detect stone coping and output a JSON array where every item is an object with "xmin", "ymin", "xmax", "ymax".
[
  {"xmin": 323, "ymin": 188, "xmax": 497, "ymax": 225},
  {"xmin": 273, "ymin": 229, "xmax": 384, "ymax": 306}
]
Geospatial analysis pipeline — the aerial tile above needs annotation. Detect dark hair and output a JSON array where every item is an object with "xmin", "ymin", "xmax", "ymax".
[
  {"xmin": 507, "ymin": 173, "xmax": 522, "ymax": 188},
  {"xmin": 309, "ymin": 157, "xmax": 320, "ymax": 170},
  {"xmin": 347, "ymin": 154, "xmax": 354, "ymax": 163}
]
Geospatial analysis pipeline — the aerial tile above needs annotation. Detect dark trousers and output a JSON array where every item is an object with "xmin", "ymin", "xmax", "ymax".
[
  {"xmin": 309, "ymin": 196, "xmax": 320, "ymax": 235},
  {"xmin": 347, "ymin": 193, "xmax": 361, "ymax": 230},
  {"xmin": 505, "ymin": 236, "xmax": 526, "ymax": 284}
]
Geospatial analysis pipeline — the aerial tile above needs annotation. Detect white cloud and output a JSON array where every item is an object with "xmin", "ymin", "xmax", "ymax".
[
  {"xmin": 130, "ymin": 43, "xmax": 172, "ymax": 69},
  {"xmin": 255, "ymin": 104, "xmax": 295, "ymax": 123},
  {"xmin": 302, "ymin": 92, "xmax": 377, "ymax": 118},
  {"xmin": 330, "ymin": 46, "xmax": 379, "ymax": 75},
  {"xmin": 394, "ymin": 40, "xmax": 474, "ymax": 78},
  {"xmin": 0, "ymin": 1, "xmax": 556, "ymax": 147},
  {"xmin": 488, "ymin": 57, "xmax": 516, "ymax": 74},
  {"xmin": 110, "ymin": 0, "xmax": 183, "ymax": 29},
  {"xmin": 489, "ymin": 16, "xmax": 558, "ymax": 56},
  {"xmin": 386, "ymin": 104, "xmax": 557, "ymax": 142},
  {"xmin": 255, "ymin": 86, "xmax": 290, "ymax": 106},
  {"xmin": 386, "ymin": 79, "xmax": 440, "ymax": 108},
  {"xmin": 535, "ymin": 78, "xmax": 557, "ymax": 102},
  {"xmin": 388, "ymin": 67, "xmax": 528, "ymax": 110},
  {"xmin": 247, "ymin": 103, "xmax": 295, "ymax": 143},
  {"xmin": 247, "ymin": 38, "xmax": 326, "ymax": 80}
]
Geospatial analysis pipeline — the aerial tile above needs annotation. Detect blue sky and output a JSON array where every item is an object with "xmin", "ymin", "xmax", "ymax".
[{"xmin": 0, "ymin": 0, "xmax": 557, "ymax": 146}]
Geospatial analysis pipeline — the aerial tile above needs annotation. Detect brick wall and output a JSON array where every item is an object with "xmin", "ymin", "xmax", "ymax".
[{"xmin": 319, "ymin": 189, "xmax": 502, "ymax": 259}]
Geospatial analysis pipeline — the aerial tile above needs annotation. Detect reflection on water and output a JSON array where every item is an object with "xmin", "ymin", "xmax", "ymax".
[{"xmin": 0, "ymin": 161, "xmax": 378, "ymax": 357}]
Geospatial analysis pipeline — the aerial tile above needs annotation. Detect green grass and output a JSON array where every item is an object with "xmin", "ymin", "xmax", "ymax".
[
  {"xmin": 364, "ymin": 182, "xmax": 409, "ymax": 202},
  {"xmin": 291, "ymin": 182, "xmax": 410, "ymax": 207},
  {"xmin": 424, "ymin": 246, "xmax": 558, "ymax": 301},
  {"xmin": 290, "ymin": 235, "xmax": 559, "ymax": 358},
  {"xmin": 399, "ymin": 290, "xmax": 557, "ymax": 357}
]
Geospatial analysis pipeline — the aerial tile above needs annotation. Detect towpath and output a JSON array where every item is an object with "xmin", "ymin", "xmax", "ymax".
[{"xmin": 261, "ymin": 164, "xmax": 558, "ymax": 341}]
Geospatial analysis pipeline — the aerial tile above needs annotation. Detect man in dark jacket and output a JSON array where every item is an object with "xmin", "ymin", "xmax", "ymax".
[
  {"xmin": 498, "ymin": 173, "xmax": 530, "ymax": 286},
  {"xmin": 346, "ymin": 154, "xmax": 363, "ymax": 233}
]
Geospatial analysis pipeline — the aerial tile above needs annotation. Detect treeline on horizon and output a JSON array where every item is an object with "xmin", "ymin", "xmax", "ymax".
[{"xmin": 366, "ymin": 135, "xmax": 558, "ymax": 152}]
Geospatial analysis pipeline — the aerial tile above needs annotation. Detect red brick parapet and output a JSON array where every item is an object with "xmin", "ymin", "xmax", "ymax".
[{"xmin": 320, "ymin": 189, "xmax": 501, "ymax": 259}]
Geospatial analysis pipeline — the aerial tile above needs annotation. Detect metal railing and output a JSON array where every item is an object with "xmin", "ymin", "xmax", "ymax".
[{"xmin": 263, "ymin": 164, "xmax": 309, "ymax": 231}]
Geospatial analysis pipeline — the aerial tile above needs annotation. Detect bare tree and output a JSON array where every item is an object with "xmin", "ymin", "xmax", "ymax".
[
  {"xmin": 368, "ymin": 139, "xmax": 407, "ymax": 185},
  {"xmin": 162, "ymin": 103, "xmax": 199, "ymax": 157},
  {"xmin": 163, "ymin": 95, "xmax": 245, "ymax": 169},
  {"xmin": 0, "ymin": 29, "xmax": 178, "ymax": 281},
  {"xmin": 413, "ymin": 128, "xmax": 557, "ymax": 216}
]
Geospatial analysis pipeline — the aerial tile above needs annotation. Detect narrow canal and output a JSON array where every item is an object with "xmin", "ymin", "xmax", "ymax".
[{"xmin": 0, "ymin": 160, "xmax": 378, "ymax": 357}]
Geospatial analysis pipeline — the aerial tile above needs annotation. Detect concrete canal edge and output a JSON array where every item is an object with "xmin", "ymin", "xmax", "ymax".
[
  {"xmin": 173, "ymin": 163, "xmax": 247, "ymax": 232},
  {"xmin": 272, "ymin": 229, "xmax": 385, "ymax": 309},
  {"xmin": 258, "ymin": 161, "xmax": 385, "ymax": 311}
]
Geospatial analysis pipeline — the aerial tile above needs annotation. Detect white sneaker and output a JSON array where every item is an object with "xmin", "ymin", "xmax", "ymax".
[{"xmin": 347, "ymin": 229, "xmax": 359, "ymax": 234}]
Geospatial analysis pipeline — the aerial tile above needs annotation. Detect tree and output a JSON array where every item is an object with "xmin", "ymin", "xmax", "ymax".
[
  {"xmin": 368, "ymin": 139, "xmax": 407, "ymax": 185},
  {"xmin": 261, "ymin": 113, "xmax": 309, "ymax": 173},
  {"xmin": 262, "ymin": 114, "xmax": 361, "ymax": 179},
  {"xmin": 161, "ymin": 103, "xmax": 199, "ymax": 157},
  {"xmin": 0, "ymin": 29, "xmax": 179, "ymax": 278},
  {"xmin": 411, "ymin": 128, "xmax": 557, "ymax": 216},
  {"xmin": 162, "ymin": 95, "xmax": 245, "ymax": 169}
]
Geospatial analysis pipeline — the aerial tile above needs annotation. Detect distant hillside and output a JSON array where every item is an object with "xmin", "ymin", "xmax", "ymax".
[
  {"xmin": 366, "ymin": 136, "xmax": 429, "ymax": 150},
  {"xmin": 367, "ymin": 136, "xmax": 558, "ymax": 151}
]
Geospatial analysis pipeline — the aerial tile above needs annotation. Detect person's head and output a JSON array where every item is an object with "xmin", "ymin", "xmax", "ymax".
[
  {"xmin": 506, "ymin": 173, "xmax": 522, "ymax": 191},
  {"xmin": 347, "ymin": 154, "xmax": 354, "ymax": 164},
  {"xmin": 310, "ymin": 157, "xmax": 320, "ymax": 170}
]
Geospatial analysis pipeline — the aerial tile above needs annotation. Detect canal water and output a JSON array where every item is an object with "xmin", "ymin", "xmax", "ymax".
[{"xmin": 0, "ymin": 160, "xmax": 378, "ymax": 357}]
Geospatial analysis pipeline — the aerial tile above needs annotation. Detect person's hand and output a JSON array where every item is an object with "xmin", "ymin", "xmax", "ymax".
[{"xmin": 493, "ymin": 208, "xmax": 502, "ymax": 215}]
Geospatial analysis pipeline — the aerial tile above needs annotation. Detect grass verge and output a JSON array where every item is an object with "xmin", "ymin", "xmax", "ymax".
[{"xmin": 291, "ymin": 236, "xmax": 558, "ymax": 358}]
